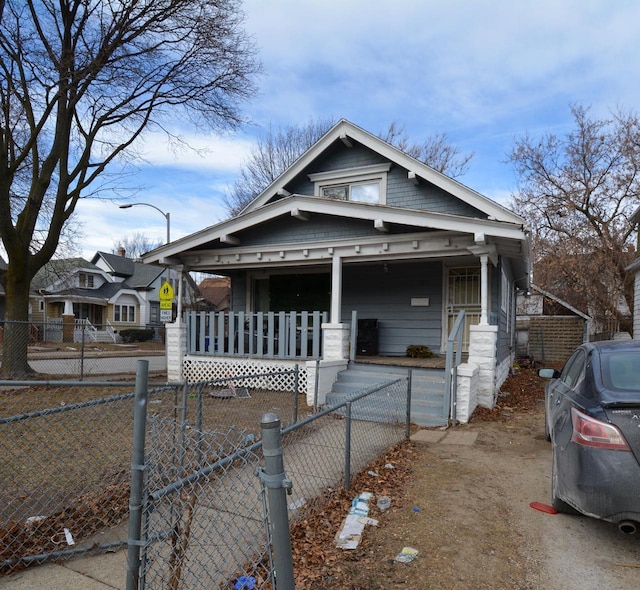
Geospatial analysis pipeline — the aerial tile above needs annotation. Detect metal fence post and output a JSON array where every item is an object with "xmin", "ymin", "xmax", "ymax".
[
  {"xmin": 126, "ymin": 360, "xmax": 149, "ymax": 590},
  {"xmin": 80, "ymin": 321, "xmax": 86, "ymax": 381},
  {"xmin": 406, "ymin": 369, "xmax": 412, "ymax": 439},
  {"xmin": 259, "ymin": 413, "xmax": 295, "ymax": 590},
  {"xmin": 293, "ymin": 364, "xmax": 299, "ymax": 424},
  {"xmin": 344, "ymin": 401, "xmax": 352, "ymax": 491}
]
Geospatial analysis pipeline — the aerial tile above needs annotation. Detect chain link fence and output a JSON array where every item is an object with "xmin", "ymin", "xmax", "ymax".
[
  {"xmin": 0, "ymin": 319, "xmax": 166, "ymax": 380},
  {"xmin": 0, "ymin": 367, "xmax": 305, "ymax": 575},
  {"xmin": 1, "ymin": 360, "xmax": 409, "ymax": 587},
  {"xmin": 0, "ymin": 384, "xmax": 180, "ymax": 573},
  {"xmin": 136, "ymin": 376, "xmax": 409, "ymax": 589}
]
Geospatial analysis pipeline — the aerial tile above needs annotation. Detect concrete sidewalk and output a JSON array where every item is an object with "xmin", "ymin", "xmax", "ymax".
[{"xmin": 0, "ymin": 549, "xmax": 127, "ymax": 590}]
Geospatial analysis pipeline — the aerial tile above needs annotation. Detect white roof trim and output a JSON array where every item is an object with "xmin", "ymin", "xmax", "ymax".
[
  {"xmin": 143, "ymin": 194, "xmax": 528, "ymax": 265},
  {"xmin": 242, "ymin": 119, "xmax": 523, "ymax": 224}
]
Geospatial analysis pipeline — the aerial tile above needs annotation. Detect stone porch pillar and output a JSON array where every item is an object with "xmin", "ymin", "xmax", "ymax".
[
  {"xmin": 165, "ymin": 319, "xmax": 187, "ymax": 382},
  {"xmin": 62, "ymin": 300, "xmax": 74, "ymax": 343},
  {"xmin": 467, "ymin": 324, "xmax": 498, "ymax": 408}
]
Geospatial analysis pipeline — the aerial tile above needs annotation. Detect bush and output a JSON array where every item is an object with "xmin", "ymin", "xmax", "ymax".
[
  {"xmin": 119, "ymin": 328, "xmax": 154, "ymax": 343},
  {"xmin": 405, "ymin": 344, "xmax": 434, "ymax": 358}
]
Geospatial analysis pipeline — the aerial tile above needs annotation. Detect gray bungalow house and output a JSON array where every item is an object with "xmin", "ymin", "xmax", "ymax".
[{"xmin": 144, "ymin": 119, "xmax": 531, "ymax": 424}]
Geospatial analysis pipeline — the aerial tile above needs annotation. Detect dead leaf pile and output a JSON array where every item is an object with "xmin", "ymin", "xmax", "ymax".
[{"xmin": 288, "ymin": 442, "xmax": 418, "ymax": 589}]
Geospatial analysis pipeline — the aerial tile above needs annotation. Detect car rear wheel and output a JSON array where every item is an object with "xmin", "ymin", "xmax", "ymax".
[{"xmin": 551, "ymin": 447, "xmax": 579, "ymax": 515}]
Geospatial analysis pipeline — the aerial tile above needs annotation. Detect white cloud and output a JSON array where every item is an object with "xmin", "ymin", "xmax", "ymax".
[{"xmin": 134, "ymin": 130, "xmax": 256, "ymax": 173}]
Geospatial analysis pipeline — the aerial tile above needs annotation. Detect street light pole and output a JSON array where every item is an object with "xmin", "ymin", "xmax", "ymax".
[
  {"xmin": 119, "ymin": 201, "xmax": 176, "ymax": 323},
  {"xmin": 119, "ymin": 202, "xmax": 170, "ymax": 244}
]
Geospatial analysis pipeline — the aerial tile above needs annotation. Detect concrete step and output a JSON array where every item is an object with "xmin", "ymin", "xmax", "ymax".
[{"xmin": 327, "ymin": 362, "xmax": 448, "ymax": 427}]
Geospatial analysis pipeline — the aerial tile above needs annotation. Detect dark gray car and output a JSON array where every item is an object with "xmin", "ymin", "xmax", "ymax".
[{"xmin": 539, "ymin": 339, "xmax": 640, "ymax": 534}]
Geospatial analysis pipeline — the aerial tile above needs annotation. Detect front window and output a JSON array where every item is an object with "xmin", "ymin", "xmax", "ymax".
[
  {"xmin": 309, "ymin": 163, "xmax": 390, "ymax": 205},
  {"xmin": 321, "ymin": 181, "xmax": 380, "ymax": 203},
  {"xmin": 114, "ymin": 304, "xmax": 136, "ymax": 322}
]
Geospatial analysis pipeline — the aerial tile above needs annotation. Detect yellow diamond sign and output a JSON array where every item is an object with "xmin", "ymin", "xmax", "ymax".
[{"xmin": 159, "ymin": 280, "xmax": 174, "ymax": 302}]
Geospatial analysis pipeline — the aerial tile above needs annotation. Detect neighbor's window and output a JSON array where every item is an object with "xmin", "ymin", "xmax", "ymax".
[
  {"xmin": 309, "ymin": 163, "xmax": 390, "ymax": 205},
  {"xmin": 114, "ymin": 304, "xmax": 136, "ymax": 322},
  {"xmin": 79, "ymin": 273, "xmax": 94, "ymax": 288}
]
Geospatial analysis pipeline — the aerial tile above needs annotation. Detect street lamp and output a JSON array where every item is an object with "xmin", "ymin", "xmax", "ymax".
[
  {"xmin": 119, "ymin": 202, "xmax": 170, "ymax": 243},
  {"xmin": 119, "ymin": 201, "xmax": 177, "ymax": 323}
]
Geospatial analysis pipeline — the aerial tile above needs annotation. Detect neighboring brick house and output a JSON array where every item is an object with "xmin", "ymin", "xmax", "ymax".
[{"xmin": 516, "ymin": 284, "xmax": 591, "ymax": 365}]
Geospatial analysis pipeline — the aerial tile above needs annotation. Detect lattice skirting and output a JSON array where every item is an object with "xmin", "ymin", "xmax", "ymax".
[{"xmin": 183, "ymin": 355, "xmax": 309, "ymax": 393}]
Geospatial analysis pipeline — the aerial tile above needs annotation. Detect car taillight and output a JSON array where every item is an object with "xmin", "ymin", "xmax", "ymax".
[{"xmin": 570, "ymin": 407, "xmax": 630, "ymax": 451}]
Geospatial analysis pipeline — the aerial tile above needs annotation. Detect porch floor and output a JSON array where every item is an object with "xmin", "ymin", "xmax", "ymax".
[{"xmin": 353, "ymin": 355, "xmax": 448, "ymax": 369}]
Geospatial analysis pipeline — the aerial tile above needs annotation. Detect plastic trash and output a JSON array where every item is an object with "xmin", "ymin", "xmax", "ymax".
[
  {"xmin": 234, "ymin": 576, "xmax": 256, "ymax": 590},
  {"xmin": 377, "ymin": 496, "xmax": 391, "ymax": 511},
  {"xmin": 395, "ymin": 547, "xmax": 419, "ymax": 563}
]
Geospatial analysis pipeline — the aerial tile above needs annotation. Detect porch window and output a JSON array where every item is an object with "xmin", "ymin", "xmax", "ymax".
[
  {"xmin": 114, "ymin": 304, "xmax": 136, "ymax": 322},
  {"xmin": 446, "ymin": 266, "xmax": 481, "ymax": 351},
  {"xmin": 309, "ymin": 163, "xmax": 391, "ymax": 205}
]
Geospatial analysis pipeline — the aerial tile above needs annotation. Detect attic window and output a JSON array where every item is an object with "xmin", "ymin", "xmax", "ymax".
[
  {"xmin": 79, "ymin": 273, "xmax": 94, "ymax": 288},
  {"xmin": 309, "ymin": 163, "xmax": 391, "ymax": 205}
]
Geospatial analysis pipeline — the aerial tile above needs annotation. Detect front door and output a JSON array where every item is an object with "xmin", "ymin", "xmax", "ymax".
[{"xmin": 446, "ymin": 266, "xmax": 481, "ymax": 351}]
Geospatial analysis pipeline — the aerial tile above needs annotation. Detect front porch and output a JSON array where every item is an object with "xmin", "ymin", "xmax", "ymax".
[{"xmin": 169, "ymin": 311, "xmax": 498, "ymax": 425}]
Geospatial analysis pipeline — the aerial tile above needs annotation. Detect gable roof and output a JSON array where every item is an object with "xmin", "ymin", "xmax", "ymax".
[
  {"xmin": 31, "ymin": 258, "xmax": 99, "ymax": 291},
  {"xmin": 92, "ymin": 251, "xmax": 164, "ymax": 288},
  {"xmin": 244, "ymin": 119, "xmax": 523, "ymax": 224},
  {"xmin": 529, "ymin": 283, "xmax": 591, "ymax": 320}
]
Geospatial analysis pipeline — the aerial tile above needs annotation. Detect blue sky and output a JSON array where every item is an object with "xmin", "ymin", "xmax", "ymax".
[{"xmin": 76, "ymin": 0, "xmax": 640, "ymax": 259}]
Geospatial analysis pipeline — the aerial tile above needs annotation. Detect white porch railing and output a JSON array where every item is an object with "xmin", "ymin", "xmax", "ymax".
[
  {"xmin": 186, "ymin": 311, "xmax": 328, "ymax": 360},
  {"xmin": 76, "ymin": 319, "xmax": 98, "ymax": 342}
]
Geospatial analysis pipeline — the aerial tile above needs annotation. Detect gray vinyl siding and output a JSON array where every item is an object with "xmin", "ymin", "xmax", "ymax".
[
  {"xmin": 341, "ymin": 261, "xmax": 444, "ymax": 356},
  {"xmin": 495, "ymin": 258, "xmax": 514, "ymax": 364},
  {"xmin": 386, "ymin": 166, "xmax": 484, "ymax": 217},
  {"xmin": 234, "ymin": 214, "xmax": 383, "ymax": 247},
  {"xmin": 227, "ymin": 271, "xmax": 246, "ymax": 310}
]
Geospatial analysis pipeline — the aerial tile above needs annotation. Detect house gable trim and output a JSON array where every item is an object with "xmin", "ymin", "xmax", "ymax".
[{"xmin": 243, "ymin": 119, "xmax": 523, "ymax": 224}]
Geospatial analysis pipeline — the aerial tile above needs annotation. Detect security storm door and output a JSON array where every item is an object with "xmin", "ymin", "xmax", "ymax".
[{"xmin": 446, "ymin": 266, "xmax": 481, "ymax": 351}]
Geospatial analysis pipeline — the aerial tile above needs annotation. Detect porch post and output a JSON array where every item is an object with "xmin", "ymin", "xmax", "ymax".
[
  {"xmin": 322, "ymin": 254, "xmax": 350, "ymax": 362},
  {"xmin": 480, "ymin": 254, "xmax": 489, "ymax": 325},
  {"xmin": 62, "ymin": 299, "xmax": 74, "ymax": 343},
  {"xmin": 330, "ymin": 255, "xmax": 342, "ymax": 324}
]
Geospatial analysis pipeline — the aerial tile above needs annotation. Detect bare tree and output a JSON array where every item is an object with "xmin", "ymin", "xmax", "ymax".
[
  {"xmin": 508, "ymin": 104, "xmax": 640, "ymax": 335},
  {"xmin": 225, "ymin": 118, "xmax": 474, "ymax": 216},
  {"xmin": 225, "ymin": 117, "xmax": 335, "ymax": 215},
  {"xmin": 113, "ymin": 233, "xmax": 163, "ymax": 260},
  {"xmin": 380, "ymin": 121, "xmax": 474, "ymax": 179},
  {"xmin": 0, "ymin": 0, "xmax": 260, "ymax": 376}
]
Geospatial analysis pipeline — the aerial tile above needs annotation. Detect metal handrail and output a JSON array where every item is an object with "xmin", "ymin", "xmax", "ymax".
[{"xmin": 444, "ymin": 310, "xmax": 466, "ymax": 425}]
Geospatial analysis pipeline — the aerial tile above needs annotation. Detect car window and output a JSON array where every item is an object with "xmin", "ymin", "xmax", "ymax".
[
  {"xmin": 601, "ymin": 351, "xmax": 640, "ymax": 391},
  {"xmin": 561, "ymin": 349, "xmax": 586, "ymax": 388}
]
